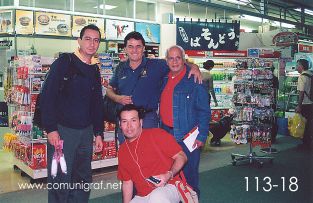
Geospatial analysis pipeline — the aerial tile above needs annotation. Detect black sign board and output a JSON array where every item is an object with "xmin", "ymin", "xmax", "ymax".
[{"xmin": 176, "ymin": 20, "xmax": 240, "ymax": 51}]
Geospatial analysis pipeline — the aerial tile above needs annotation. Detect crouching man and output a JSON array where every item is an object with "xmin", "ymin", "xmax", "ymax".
[{"xmin": 117, "ymin": 104, "xmax": 187, "ymax": 203}]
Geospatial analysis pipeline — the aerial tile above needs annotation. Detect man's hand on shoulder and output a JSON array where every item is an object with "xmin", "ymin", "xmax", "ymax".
[{"xmin": 187, "ymin": 62, "xmax": 202, "ymax": 84}]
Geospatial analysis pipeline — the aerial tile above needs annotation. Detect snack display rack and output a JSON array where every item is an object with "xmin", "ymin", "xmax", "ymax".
[
  {"xmin": 7, "ymin": 54, "xmax": 118, "ymax": 183},
  {"xmin": 230, "ymin": 58, "xmax": 275, "ymax": 167}
]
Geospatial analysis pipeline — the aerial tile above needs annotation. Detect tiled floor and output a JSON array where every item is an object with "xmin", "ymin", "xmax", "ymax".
[{"xmin": 0, "ymin": 150, "xmax": 31, "ymax": 194}]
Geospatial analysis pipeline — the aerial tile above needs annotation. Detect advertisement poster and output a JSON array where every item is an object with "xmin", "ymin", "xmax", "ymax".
[
  {"xmin": 35, "ymin": 12, "xmax": 71, "ymax": 36},
  {"xmin": 176, "ymin": 20, "xmax": 240, "ymax": 51},
  {"xmin": 135, "ymin": 22, "xmax": 160, "ymax": 44},
  {"xmin": 15, "ymin": 10, "xmax": 34, "ymax": 35},
  {"xmin": 72, "ymin": 16, "xmax": 105, "ymax": 38},
  {"xmin": 0, "ymin": 11, "xmax": 13, "ymax": 34},
  {"xmin": 106, "ymin": 19, "xmax": 134, "ymax": 40}
]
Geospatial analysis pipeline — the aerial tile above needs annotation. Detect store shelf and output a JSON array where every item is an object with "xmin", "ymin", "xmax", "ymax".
[
  {"xmin": 91, "ymin": 158, "xmax": 118, "ymax": 170},
  {"xmin": 214, "ymin": 80, "xmax": 233, "ymax": 84},
  {"xmin": 13, "ymin": 157, "xmax": 47, "ymax": 179},
  {"xmin": 14, "ymin": 157, "xmax": 118, "ymax": 180}
]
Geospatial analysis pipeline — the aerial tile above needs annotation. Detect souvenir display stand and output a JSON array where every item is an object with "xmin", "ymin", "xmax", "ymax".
[{"xmin": 230, "ymin": 58, "xmax": 275, "ymax": 167}]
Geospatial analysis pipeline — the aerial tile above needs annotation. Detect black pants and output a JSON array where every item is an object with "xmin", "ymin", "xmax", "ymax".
[
  {"xmin": 300, "ymin": 104, "xmax": 313, "ymax": 147},
  {"xmin": 47, "ymin": 125, "xmax": 93, "ymax": 203}
]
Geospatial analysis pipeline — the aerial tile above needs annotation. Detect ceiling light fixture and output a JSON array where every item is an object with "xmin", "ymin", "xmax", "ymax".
[
  {"xmin": 224, "ymin": 0, "xmax": 250, "ymax": 6},
  {"xmin": 272, "ymin": 21, "xmax": 295, "ymax": 29},
  {"xmin": 240, "ymin": 14, "xmax": 269, "ymax": 23},
  {"xmin": 294, "ymin": 8, "xmax": 313, "ymax": 16},
  {"xmin": 94, "ymin": 4, "xmax": 117, "ymax": 10}
]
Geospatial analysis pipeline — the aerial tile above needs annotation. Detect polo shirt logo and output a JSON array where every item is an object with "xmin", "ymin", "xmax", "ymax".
[
  {"xmin": 121, "ymin": 76, "xmax": 127, "ymax": 79},
  {"xmin": 140, "ymin": 69, "xmax": 147, "ymax": 77}
]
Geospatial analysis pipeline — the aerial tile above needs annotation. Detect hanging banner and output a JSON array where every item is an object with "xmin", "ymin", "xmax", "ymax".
[
  {"xmin": 176, "ymin": 20, "xmax": 240, "ymax": 51},
  {"xmin": 72, "ymin": 16, "xmax": 105, "ymax": 39},
  {"xmin": 135, "ymin": 22, "xmax": 160, "ymax": 44},
  {"xmin": 15, "ymin": 10, "xmax": 34, "ymax": 35},
  {"xmin": 35, "ymin": 12, "xmax": 71, "ymax": 36},
  {"xmin": 0, "ymin": 11, "xmax": 13, "ymax": 34},
  {"xmin": 106, "ymin": 19, "xmax": 134, "ymax": 41}
]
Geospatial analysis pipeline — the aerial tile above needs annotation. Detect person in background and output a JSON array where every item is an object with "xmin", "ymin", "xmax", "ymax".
[
  {"xmin": 160, "ymin": 45, "xmax": 210, "ymax": 196},
  {"xmin": 106, "ymin": 31, "xmax": 202, "ymax": 144},
  {"xmin": 295, "ymin": 59, "xmax": 313, "ymax": 150},
  {"xmin": 41, "ymin": 24, "xmax": 104, "ymax": 202},
  {"xmin": 117, "ymin": 104, "xmax": 187, "ymax": 203},
  {"xmin": 202, "ymin": 59, "xmax": 218, "ymax": 107}
]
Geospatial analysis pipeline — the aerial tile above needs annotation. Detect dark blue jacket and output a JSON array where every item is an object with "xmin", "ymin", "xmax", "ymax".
[
  {"xmin": 161, "ymin": 67, "xmax": 210, "ymax": 143},
  {"xmin": 40, "ymin": 54, "xmax": 104, "ymax": 137}
]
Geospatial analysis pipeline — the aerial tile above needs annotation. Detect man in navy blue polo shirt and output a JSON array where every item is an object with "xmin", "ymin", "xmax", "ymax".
[{"xmin": 106, "ymin": 31, "xmax": 201, "ymax": 143}]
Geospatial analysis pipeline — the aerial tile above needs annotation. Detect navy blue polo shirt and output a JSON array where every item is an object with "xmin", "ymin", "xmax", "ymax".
[{"xmin": 110, "ymin": 57, "xmax": 168, "ymax": 110}]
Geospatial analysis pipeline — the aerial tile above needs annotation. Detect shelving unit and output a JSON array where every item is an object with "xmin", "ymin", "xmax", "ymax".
[
  {"xmin": 230, "ymin": 58, "xmax": 275, "ymax": 167},
  {"xmin": 8, "ymin": 54, "xmax": 118, "ymax": 182},
  {"xmin": 190, "ymin": 57, "xmax": 237, "ymax": 122}
]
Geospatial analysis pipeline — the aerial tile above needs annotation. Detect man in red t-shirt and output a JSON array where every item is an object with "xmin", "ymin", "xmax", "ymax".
[{"xmin": 117, "ymin": 104, "xmax": 187, "ymax": 203}]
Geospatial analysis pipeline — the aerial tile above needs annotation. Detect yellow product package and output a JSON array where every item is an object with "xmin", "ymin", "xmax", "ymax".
[{"xmin": 289, "ymin": 113, "xmax": 306, "ymax": 139}]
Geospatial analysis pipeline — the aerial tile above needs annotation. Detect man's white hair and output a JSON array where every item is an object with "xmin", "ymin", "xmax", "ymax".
[{"xmin": 165, "ymin": 45, "xmax": 186, "ymax": 61}]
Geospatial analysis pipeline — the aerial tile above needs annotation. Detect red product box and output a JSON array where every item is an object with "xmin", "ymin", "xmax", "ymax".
[
  {"xmin": 30, "ymin": 94, "xmax": 39, "ymax": 112},
  {"xmin": 28, "ymin": 143, "xmax": 47, "ymax": 169}
]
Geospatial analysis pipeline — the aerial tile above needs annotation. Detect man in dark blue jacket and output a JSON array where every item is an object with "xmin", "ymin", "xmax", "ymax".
[
  {"xmin": 41, "ymin": 24, "xmax": 104, "ymax": 203},
  {"xmin": 160, "ymin": 45, "xmax": 210, "ymax": 196}
]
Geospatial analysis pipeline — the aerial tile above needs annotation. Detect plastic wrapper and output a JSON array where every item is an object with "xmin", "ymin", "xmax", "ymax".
[{"xmin": 288, "ymin": 113, "xmax": 306, "ymax": 139}]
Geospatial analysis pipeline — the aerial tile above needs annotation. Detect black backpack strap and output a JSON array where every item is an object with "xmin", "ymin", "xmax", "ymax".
[{"xmin": 301, "ymin": 73, "xmax": 312, "ymax": 99}]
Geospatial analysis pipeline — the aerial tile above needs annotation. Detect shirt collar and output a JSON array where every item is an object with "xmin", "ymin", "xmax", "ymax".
[
  {"xmin": 168, "ymin": 65, "xmax": 187, "ymax": 79},
  {"xmin": 74, "ymin": 48, "xmax": 99, "ymax": 65}
]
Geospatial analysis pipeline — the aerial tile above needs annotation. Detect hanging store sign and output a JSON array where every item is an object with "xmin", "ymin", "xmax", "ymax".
[
  {"xmin": 298, "ymin": 44, "xmax": 313, "ymax": 53},
  {"xmin": 15, "ymin": 10, "xmax": 34, "ymax": 35},
  {"xmin": 72, "ymin": 16, "xmax": 105, "ymax": 39},
  {"xmin": 106, "ymin": 19, "xmax": 134, "ymax": 40},
  {"xmin": 0, "ymin": 11, "xmax": 13, "ymax": 34},
  {"xmin": 135, "ymin": 22, "xmax": 160, "ymax": 44},
  {"xmin": 0, "ymin": 40, "xmax": 12, "ymax": 47},
  {"xmin": 247, "ymin": 48, "xmax": 260, "ymax": 58},
  {"xmin": 272, "ymin": 32, "xmax": 298, "ymax": 46},
  {"xmin": 35, "ymin": 12, "xmax": 71, "ymax": 37},
  {"xmin": 185, "ymin": 50, "xmax": 206, "ymax": 57},
  {"xmin": 176, "ymin": 20, "xmax": 240, "ymax": 51}
]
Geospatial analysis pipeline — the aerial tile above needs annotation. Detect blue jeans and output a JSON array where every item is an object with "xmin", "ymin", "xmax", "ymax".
[
  {"xmin": 117, "ymin": 110, "xmax": 159, "ymax": 144},
  {"xmin": 161, "ymin": 123, "xmax": 201, "ymax": 196},
  {"xmin": 47, "ymin": 125, "xmax": 93, "ymax": 203}
]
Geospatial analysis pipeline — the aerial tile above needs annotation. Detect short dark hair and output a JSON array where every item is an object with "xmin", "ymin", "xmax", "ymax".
[
  {"xmin": 124, "ymin": 31, "xmax": 145, "ymax": 47},
  {"xmin": 118, "ymin": 104, "xmax": 145, "ymax": 120},
  {"xmin": 297, "ymin": 59, "xmax": 309, "ymax": 70},
  {"xmin": 203, "ymin": 60, "xmax": 215, "ymax": 70},
  {"xmin": 80, "ymin": 24, "xmax": 101, "ymax": 40}
]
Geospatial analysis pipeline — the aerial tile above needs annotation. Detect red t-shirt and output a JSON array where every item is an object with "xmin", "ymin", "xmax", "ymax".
[
  {"xmin": 160, "ymin": 67, "xmax": 186, "ymax": 127},
  {"xmin": 117, "ymin": 128, "xmax": 182, "ymax": 196}
]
